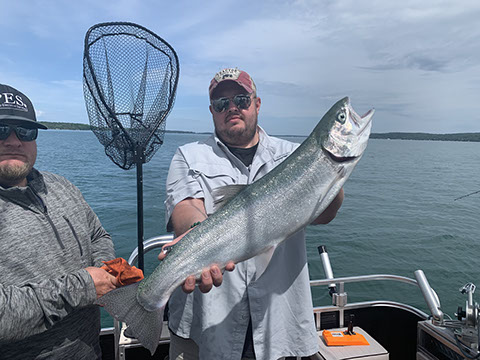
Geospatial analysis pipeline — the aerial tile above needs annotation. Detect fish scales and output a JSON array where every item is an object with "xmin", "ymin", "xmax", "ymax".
[
  {"xmin": 97, "ymin": 97, "xmax": 374, "ymax": 354},
  {"xmin": 142, "ymin": 137, "xmax": 330, "ymax": 303}
]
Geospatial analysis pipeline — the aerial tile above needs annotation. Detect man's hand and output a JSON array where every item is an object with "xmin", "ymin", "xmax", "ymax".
[
  {"xmin": 186, "ymin": 263, "xmax": 236, "ymax": 293},
  {"xmin": 86, "ymin": 267, "xmax": 120, "ymax": 298},
  {"xmin": 158, "ymin": 231, "xmax": 235, "ymax": 294}
]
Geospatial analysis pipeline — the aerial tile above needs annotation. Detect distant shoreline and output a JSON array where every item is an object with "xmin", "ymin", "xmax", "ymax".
[
  {"xmin": 39, "ymin": 122, "xmax": 480, "ymax": 142},
  {"xmin": 369, "ymin": 132, "xmax": 480, "ymax": 142},
  {"xmin": 38, "ymin": 122, "xmax": 212, "ymax": 135}
]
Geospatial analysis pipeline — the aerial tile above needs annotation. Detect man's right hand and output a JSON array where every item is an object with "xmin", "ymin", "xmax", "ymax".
[{"xmin": 86, "ymin": 267, "xmax": 120, "ymax": 298}]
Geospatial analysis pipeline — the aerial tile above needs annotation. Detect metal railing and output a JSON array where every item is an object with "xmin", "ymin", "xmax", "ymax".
[
  {"xmin": 127, "ymin": 234, "xmax": 174, "ymax": 266},
  {"xmin": 312, "ymin": 246, "xmax": 439, "ymax": 328},
  {"xmin": 309, "ymin": 273, "xmax": 430, "ymax": 328}
]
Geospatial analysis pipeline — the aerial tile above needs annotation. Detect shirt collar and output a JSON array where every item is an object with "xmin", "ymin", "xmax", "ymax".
[{"xmin": 0, "ymin": 168, "xmax": 44, "ymax": 192}]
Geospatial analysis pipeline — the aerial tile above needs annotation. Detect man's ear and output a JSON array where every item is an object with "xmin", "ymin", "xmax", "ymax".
[{"xmin": 255, "ymin": 97, "xmax": 261, "ymax": 114}]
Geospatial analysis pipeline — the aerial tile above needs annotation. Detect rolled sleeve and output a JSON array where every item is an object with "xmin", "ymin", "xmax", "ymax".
[{"xmin": 165, "ymin": 149, "xmax": 204, "ymax": 230}]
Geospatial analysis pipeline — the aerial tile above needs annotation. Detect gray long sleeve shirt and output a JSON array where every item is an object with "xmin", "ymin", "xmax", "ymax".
[{"xmin": 0, "ymin": 169, "xmax": 115, "ymax": 359}]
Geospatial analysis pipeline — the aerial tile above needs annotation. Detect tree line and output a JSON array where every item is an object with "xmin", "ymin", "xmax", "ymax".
[
  {"xmin": 370, "ymin": 132, "xmax": 480, "ymax": 142},
  {"xmin": 39, "ymin": 122, "xmax": 480, "ymax": 142}
]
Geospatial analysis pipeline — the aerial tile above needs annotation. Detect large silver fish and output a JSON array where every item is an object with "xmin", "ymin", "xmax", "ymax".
[{"xmin": 97, "ymin": 97, "xmax": 374, "ymax": 354}]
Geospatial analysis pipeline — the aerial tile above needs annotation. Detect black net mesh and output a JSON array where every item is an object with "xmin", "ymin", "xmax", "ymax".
[{"xmin": 83, "ymin": 22, "xmax": 179, "ymax": 170}]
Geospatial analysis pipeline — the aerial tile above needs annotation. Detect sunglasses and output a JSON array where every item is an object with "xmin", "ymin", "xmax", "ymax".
[
  {"xmin": 0, "ymin": 124, "xmax": 38, "ymax": 142},
  {"xmin": 211, "ymin": 94, "xmax": 253, "ymax": 113}
]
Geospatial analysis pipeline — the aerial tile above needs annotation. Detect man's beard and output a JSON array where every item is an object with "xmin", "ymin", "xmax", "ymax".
[
  {"xmin": 219, "ymin": 114, "xmax": 258, "ymax": 147},
  {"xmin": 0, "ymin": 162, "xmax": 32, "ymax": 187}
]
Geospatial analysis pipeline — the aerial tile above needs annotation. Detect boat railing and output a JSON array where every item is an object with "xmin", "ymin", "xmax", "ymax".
[
  {"xmin": 127, "ymin": 234, "xmax": 174, "ymax": 266},
  {"xmin": 309, "ymin": 275, "xmax": 430, "ymax": 329},
  {"xmin": 312, "ymin": 246, "xmax": 439, "ymax": 328}
]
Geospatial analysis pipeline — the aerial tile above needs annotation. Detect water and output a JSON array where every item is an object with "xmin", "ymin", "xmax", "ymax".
[{"xmin": 35, "ymin": 131, "xmax": 480, "ymax": 327}]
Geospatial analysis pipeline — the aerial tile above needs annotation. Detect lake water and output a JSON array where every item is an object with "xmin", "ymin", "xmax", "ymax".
[{"xmin": 35, "ymin": 130, "xmax": 480, "ymax": 327}]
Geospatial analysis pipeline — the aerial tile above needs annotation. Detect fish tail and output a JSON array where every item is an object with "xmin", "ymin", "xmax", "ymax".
[{"xmin": 96, "ymin": 282, "xmax": 165, "ymax": 355}]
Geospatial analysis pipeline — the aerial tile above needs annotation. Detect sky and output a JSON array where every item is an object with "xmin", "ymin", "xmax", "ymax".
[{"xmin": 1, "ymin": 0, "xmax": 479, "ymax": 135}]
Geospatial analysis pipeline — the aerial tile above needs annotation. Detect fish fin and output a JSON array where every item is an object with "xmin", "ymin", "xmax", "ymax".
[
  {"xmin": 254, "ymin": 246, "xmax": 276, "ymax": 280},
  {"xmin": 96, "ymin": 283, "xmax": 165, "ymax": 355},
  {"xmin": 211, "ymin": 185, "xmax": 246, "ymax": 212}
]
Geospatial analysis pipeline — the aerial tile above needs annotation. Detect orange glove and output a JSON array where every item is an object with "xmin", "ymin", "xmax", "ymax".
[{"xmin": 101, "ymin": 258, "xmax": 144, "ymax": 286}]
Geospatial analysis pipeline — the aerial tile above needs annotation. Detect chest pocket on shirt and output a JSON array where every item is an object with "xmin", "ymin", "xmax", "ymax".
[
  {"xmin": 190, "ymin": 163, "xmax": 237, "ymax": 187},
  {"xmin": 189, "ymin": 163, "xmax": 238, "ymax": 215}
]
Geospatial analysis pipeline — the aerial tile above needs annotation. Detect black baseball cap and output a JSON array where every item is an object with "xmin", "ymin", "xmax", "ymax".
[{"xmin": 0, "ymin": 84, "xmax": 47, "ymax": 129}]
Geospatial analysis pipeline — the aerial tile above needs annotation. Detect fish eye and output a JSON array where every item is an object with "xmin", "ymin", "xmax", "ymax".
[{"xmin": 336, "ymin": 111, "xmax": 347, "ymax": 124}]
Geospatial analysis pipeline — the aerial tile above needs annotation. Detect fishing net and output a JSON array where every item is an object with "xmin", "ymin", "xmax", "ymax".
[{"xmin": 83, "ymin": 22, "xmax": 179, "ymax": 170}]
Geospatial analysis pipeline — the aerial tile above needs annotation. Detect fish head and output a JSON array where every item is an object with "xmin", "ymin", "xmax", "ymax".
[{"xmin": 317, "ymin": 97, "xmax": 374, "ymax": 160}]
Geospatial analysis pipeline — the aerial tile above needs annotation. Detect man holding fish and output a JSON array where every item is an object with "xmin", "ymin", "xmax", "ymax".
[
  {"xmin": 99, "ymin": 67, "xmax": 373, "ymax": 359},
  {"xmin": 163, "ymin": 68, "xmax": 345, "ymax": 360}
]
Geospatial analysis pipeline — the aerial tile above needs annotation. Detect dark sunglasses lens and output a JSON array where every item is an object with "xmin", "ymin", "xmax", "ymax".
[
  {"xmin": 0, "ymin": 125, "xmax": 12, "ymax": 140},
  {"xmin": 0, "ymin": 125, "xmax": 37, "ymax": 141},
  {"xmin": 233, "ymin": 95, "xmax": 251, "ymax": 110},
  {"xmin": 211, "ymin": 95, "xmax": 252, "ymax": 112},
  {"xmin": 16, "ymin": 127, "xmax": 38, "ymax": 141},
  {"xmin": 212, "ymin": 98, "xmax": 229, "ymax": 113}
]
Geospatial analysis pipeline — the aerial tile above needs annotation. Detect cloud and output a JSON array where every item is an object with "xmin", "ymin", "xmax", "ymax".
[{"xmin": 1, "ymin": 0, "xmax": 480, "ymax": 134}]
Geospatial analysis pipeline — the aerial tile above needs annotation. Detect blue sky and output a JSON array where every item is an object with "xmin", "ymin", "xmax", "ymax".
[{"xmin": 1, "ymin": 0, "xmax": 479, "ymax": 135}]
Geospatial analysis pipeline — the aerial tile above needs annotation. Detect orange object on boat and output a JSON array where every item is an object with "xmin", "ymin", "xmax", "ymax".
[
  {"xmin": 101, "ymin": 257, "xmax": 144, "ymax": 286},
  {"xmin": 322, "ymin": 329, "xmax": 370, "ymax": 346}
]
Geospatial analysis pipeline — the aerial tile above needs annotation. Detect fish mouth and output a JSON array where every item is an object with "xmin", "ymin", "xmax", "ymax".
[
  {"xmin": 355, "ymin": 109, "xmax": 375, "ymax": 136},
  {"xmin": 323, "ymin": 147, "xmax": 357, "ymax": 163}
]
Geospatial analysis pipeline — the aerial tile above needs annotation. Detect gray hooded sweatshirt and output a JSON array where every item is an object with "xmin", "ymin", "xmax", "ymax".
[{"xmin": 0, "ymin": 169, "xmax": 115, "ymax": 359}]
